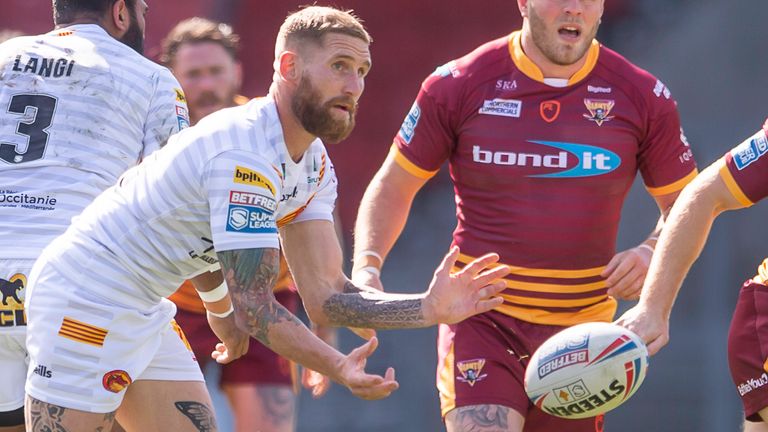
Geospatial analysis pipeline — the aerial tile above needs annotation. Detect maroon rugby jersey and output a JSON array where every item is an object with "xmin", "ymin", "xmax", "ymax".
[
  {"xmin": 720, "ymin": 119, "xmax": 768, "ymax": 284},
  {"xmin": 393, "ymin": 31, "xmax": 698, "ymax": 325}
]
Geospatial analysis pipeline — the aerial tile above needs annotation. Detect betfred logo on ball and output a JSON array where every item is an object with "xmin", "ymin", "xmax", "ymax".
[{"xmin": 524, "ymin": 322, "xmax": 649, "ymax": 420}]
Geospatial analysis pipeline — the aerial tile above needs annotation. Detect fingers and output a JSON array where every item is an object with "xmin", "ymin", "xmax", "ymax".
[
  {"xmin": 348, "ymin": 327, "xmax": 377, "ymax": 341},
  {"xmin": 601, "ymin": 252, "xmax": 623, "ymax": 279},
  {"xmin": 349, "ymin": 336, "xmax": 379, "ymax": 362},
  {"xmin": 474, "ymin": 296, "xmax": 505, "ymax": 314},
  {"xmin": 603, "ymin": 253, "xmax": 635, "ymax": 286},
  {"xmin": 645, "ymin": 334, "xmax": 669, "ymax": 356},
  {"xmin": 457, "ymin": 252, "xmax": 501, "ymax": 279},
  {"xmin": 347, "ymin": 369, "xmax": 399, "ymax": 400},
  {"xmin": 435, "ymin": 246, "xmax": 461, "ymax": 276},
  {"xmin": 607, "ymin": 267, "xmax": 644, "ymax": 299},
  {"xmin": 470, "ymin": 267, "xmax": 510, "ymax": 292}
]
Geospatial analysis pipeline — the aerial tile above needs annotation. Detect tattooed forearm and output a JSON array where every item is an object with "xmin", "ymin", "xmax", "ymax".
[
  {"xmin": 218, "ymin": 248, "xmax": 304, "ymax": 345},
  {"xmin": 174, "ymin": 401, "xmax": 217, "ymax": 431},
  {"xmin": 322, "ymin": 281, "xmax": 426, "ymax": 329},
  {"xmin": 450, "ymin": 405, "xmax": 510, "ymax": 431}
]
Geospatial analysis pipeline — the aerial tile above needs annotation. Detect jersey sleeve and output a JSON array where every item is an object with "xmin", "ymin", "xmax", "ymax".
[
  {"xmin": 719, "ymin": 123, "xmax": 768, "ymax": 206},
  {"xmin": 204, "ymin": 150, "xmax": 282, "ymax": 252},
  {"xmin": 392, "ymin": 73, "xmax": 458, "ymax": 179},
  {"xmin": 637, "ymin": 83, "xmax": 698, "ymax": 196},
  {"xmin": 291, "ymin": 153, "xmax": 337, "ymax": 225},
  {"xmin": 141, "ymin": 69, "xmax": 190, "ymax": 159}
]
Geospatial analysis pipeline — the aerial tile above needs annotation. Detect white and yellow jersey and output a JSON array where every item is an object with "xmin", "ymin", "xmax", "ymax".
[
  {"xmin": 44, "ymin": 96, "xmax": 336, "ymax": 306},
  {"xmin": 0, "ymin": 24, "xmax": 188, "ymax": 259}
]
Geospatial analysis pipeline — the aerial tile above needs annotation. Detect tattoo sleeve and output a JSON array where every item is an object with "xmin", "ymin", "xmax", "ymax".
[
  {"xmin": 217, "ymin": 248, "xmax": 304, "ymax": 347},
  {"xmin": 321, "ymin": 281, "xmax": 426, "ymax": 329}
]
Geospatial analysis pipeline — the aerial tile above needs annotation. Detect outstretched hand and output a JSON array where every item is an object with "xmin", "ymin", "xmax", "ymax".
[
  {"xmin": 337, "ymin": 336, "xmax": 399, "ymax": 400},
  {"xmin": 423, "ymin": 246, "xmax": 510, "ymax": 325},
  {"xmin": 614, "ymin": 304, "xmax": 669, "ymax": 356}
]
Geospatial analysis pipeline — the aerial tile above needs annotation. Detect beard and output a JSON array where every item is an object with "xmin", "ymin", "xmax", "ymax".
[
  {"xmin": 528, "ymin": 6, "xmax": 597, "ymax": 66},
  {"xmin": 119, "ymin": 8, "xmax": 144, "ymax": 55},
  {"xmin": 291, "ymin": 75, "xmax": 357, "ymax": 144}
]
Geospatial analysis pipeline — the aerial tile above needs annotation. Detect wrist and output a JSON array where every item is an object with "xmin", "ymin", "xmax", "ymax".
[
  {"xmin": 420, "ymin": 293, "xmax": 438, "ymax": 327},
  {"xmin": 353, "ymin": 249, "xmax": 384, "ymax": 273}
]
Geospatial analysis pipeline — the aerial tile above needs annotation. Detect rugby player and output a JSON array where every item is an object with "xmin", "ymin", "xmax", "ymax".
[
  {"xmin": 352, "ymin": 0, "xmax": 698, "ymax": 430},
  {"xmin": 0, "ymin": 0, "xmax": 186, "ymax": 430}
]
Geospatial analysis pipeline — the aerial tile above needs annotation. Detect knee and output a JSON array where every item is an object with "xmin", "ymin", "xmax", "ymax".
[{"xmin": 0, "ymin": 406, "xmax": 24, "ymax": 427}]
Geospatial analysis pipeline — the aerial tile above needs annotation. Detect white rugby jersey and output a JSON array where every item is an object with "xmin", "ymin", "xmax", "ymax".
[
  {"xmin": 46, "ymin": 97, "xmax": 336, "ymax": 305},
  {"xmin": 0, "ymin": 24, "xmax": 188, "ymax": 259}
]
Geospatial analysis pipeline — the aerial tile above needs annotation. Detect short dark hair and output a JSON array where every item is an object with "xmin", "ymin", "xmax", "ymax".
[
  {"xmin": 52, "ymin": 0, "xmax": 136, "ymax": 26},
  {"xmin": 159, "ymin": 17, "xmax": 240, "ymax": 66}
]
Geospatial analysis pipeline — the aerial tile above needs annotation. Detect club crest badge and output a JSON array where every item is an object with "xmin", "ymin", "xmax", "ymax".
[
  {"xmin": 456, "ymin": 358, "xmax": 488, "ymax": 387},
  {"xmin": 539, "ymin": 100, "xmax": 561, "ymax": 123},
  {"xmin": 583, "ymin": 99, "xmax": 615, "ymax": 126}
]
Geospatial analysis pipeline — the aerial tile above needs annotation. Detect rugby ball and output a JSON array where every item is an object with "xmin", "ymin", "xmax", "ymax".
[{"xmin": 524, "ymin": 322, "xmax": 649, "ymax": 419}]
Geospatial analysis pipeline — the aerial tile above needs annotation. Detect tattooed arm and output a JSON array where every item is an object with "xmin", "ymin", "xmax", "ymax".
[
  {"xmin": 216, "ymin": 247, "xmax": 397, "ymax": 400},
  {"xmin": 279, "ymin": 220, "xmax": 510, "ymax": 329}
]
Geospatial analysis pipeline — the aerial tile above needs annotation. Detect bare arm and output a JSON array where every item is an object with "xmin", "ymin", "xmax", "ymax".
[
  {"xmin": 281, "ymin": 219, "xmax": 508, "ymax": 329},
  {"xmin": 617, "ymin": 159, "xmax": 745, "ymax": 353},
  {"xmin": 217, "ymin": 247, "xmax": 397, "ymax": 399},
  {"xmin": 352, "ymin": 153, "xmax": 430, "ymax": 286},
  {"xmin": 639, "ymin": 160, "xmax": 744, "ymax": 318}
]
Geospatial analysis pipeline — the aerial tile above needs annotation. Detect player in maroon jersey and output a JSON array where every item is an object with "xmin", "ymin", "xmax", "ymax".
[
  {"xmin": 619, "ymin": 119, "xmax": 768, "ymax": 432},
  {"xmin": 353, "ymin": 0, "xmax": 697, "ymax": 430}
]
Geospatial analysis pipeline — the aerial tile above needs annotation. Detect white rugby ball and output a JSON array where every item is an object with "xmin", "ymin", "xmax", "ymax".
[{"xmin": 524, "ymin": 322, "xmax": 649, "ymax": 420}]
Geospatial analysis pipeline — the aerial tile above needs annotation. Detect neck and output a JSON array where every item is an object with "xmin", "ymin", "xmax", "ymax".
[
  {"xmin": 270, "ymin": 83, "xmax": 315, "ymax": 162},
  {"xmin": 519, "ymin": 24, "xmax": 589, "ymax": 80},
  {"xmin": 57, "ymin": 17, "xmax": 118, "ymax": 39}
]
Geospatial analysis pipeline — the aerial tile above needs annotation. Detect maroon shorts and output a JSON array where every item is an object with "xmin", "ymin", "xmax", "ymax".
[
  {"xmin": 437, "ymin": 311, "xmax": 605, "ymax": 432},
  {"xmin": 174, "ymin": 289, "xmax": 299, "ymax": 388},
  {"xmin": 728, "ymin": 279, "xmax": 768, "ymax": 421}
]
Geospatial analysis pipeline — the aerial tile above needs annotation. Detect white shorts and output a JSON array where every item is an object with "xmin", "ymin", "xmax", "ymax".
[
  {"xmin": 0, "ymin": 259, "xmax": 33, "ymax": 411},
  {"xmin": 25, "ymin": 255, "xmax": 204, "ymax": 413}
]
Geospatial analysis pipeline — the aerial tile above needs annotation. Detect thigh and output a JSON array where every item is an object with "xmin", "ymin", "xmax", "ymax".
[
  {"xmin": 117, "ymin": 380, "xmax": 216, "ymax": 432},
  {"xmin": 25, "ymin": 395, "xmax": 117, "ymax": 432},
  {"xmin": 445, "ymin": 404, "xmax": 524, "ymax": 432},
  {"xmin": 223, "ymin": 384, "xmax": 295, "ymax": 432},
  {"xmin": 438, "ymin": 313, "xmax": 607, "ymax": 432},
  {"xmin": 729, "ymin": 281, "xmax": 768, "ymax": 423},
  {"xmin": 25, "ymin": 263, "xmax": 176, "ymax": 413}
]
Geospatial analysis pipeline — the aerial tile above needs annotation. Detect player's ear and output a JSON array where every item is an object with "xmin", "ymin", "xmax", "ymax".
[
  {"xmin": 276, "ymin": 50, "xmax": 301, "ymax": 85},
  {"xmin": 518, "ymin": 0, "xmax": 530, "ymax": 18},
  {"xmin": 111, "ymin": 0, "xmax": 130, "ymax": 33}
]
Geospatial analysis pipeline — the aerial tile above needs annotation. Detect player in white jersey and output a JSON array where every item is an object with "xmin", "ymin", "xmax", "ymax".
[
  {"xmin": 24, "ymin": 5, "xmax": 511, "ymax": 432},
  {"xmin": 0, "ymin": 0, "xmax": 186, "ymax": 430}
]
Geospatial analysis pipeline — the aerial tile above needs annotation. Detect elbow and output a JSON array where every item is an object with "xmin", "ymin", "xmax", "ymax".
[{"xmin": 304, "ymin": 301, "xmax": 332, "ymax": 327}]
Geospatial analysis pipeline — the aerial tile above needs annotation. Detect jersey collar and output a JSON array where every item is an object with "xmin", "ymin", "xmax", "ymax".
[{"xmin": 508, "ymin": 30, "xmax": 599, "ymax": 86}]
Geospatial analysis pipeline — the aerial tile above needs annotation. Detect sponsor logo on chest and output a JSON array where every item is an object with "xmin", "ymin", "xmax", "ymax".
[
  {"xmin": 478, "ymin": 98, "xmax": 522, "ymax": 118},
  {"xmin": 472, "ymin": 141, "xmax": 620, "ymax": 178}
]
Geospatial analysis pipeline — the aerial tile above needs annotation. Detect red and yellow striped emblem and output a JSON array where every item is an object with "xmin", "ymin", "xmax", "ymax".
[{"xmin": 58, "ymin": 317, "xmax": 108, "ymax": 347}]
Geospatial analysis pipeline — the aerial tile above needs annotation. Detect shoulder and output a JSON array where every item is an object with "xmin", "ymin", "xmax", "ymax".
[
  {"xmin": 422, "ymin": 35, "xmax": 513, "ymax": 96},
  {"xmin": 594, "ymin": 46, "xmax": 675, "ymax": 109}
]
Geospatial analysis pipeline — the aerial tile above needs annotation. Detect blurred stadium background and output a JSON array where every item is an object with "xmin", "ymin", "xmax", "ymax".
[{"xmin": 2, "ymin": 1, "xmax": 767, "ymax": 430}]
